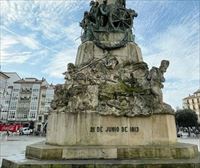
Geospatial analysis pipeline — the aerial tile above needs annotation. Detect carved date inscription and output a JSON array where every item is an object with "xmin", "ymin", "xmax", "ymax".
[{"xmin": 90, "ymin": 126, "xmax": 139, "ymax": 133}]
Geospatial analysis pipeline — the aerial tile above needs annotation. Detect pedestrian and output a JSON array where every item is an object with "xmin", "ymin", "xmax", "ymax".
[{"xmin": 6, "ymin": 130, "xmax": 10, "ymax": 136}]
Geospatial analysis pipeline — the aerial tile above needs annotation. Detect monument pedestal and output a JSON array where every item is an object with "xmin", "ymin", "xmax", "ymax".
[
  {"xmin": 2, "ymin": 113, "xmax": 200, "ymax": 168},
  {"xmin": 75, "ymin": 41, "xmax": 143, "ymax": 66},
  {"xmin": 46, "ymin": 113, "xmax": 177, "ymax": 146}
]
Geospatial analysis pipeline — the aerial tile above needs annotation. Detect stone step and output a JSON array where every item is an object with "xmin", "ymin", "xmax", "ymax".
[
  {"xmin": 25, "ymin": 142, "xmax": 199, "ymax": 160},
  {"xmin": 2, "ymin": 156, "xmax": 200, "ymax": 168}
]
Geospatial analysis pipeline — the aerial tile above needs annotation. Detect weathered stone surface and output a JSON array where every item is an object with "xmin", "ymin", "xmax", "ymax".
[
  {"xmin": 54, "ymin": 41, "xmax": 173, "ymax": 117},
  {"xmin": 46, "ymin": 113, "xmax": 176, "ymax": 146},
  {"xmin": 25, "ymin": 141, "xmax": 198, "ymax": 160},
  {"xmin": 2, "ymin": 153, "xmax": 200, "ymax": 168},
  {"xmin": 75, "ymin": 41, "xmax": 143, "ymax": 66}
]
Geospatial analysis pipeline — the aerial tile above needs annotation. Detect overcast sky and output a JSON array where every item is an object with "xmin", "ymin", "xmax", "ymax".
[{"xmin": 0, "ymin": 0, "xmax": 199, "ymax": 109}]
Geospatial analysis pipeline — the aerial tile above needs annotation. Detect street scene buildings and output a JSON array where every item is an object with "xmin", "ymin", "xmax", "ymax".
[
  {"xmin": 183, "ymin": 89, "xmax": 200, "ymax": 122},
  {"xmin": 0, "ymin": 72, "xmax": 54, "ymax": 132}
]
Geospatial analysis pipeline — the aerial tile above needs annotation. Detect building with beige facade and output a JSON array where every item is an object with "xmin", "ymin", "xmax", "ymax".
[
  {"xmin": 37, "ymin": 83, "xmax": 54, "ymax": 132},
  {"xmin": 7, "ymin": 77, "xmax": 54, "ymax": 131},
  {"xmin": 183, "ymin": 89, "xmax": 200, "ymax": 122}
]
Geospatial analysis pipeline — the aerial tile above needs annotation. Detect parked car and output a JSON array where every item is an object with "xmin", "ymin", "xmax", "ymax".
[
  {"xmin": 181, "ymin": 132, "xmax": 189, "ymax": 138},
  {"xmin": 177, "ymin": 131, "xmax": 189, "ymax": 138},
  {"xmin": 20, "ymin": 127, "xmax": 32, "ymax": 135}
]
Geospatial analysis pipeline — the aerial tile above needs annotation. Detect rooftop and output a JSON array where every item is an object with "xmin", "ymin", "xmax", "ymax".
[
  {"xmin": 0, "ymin": 72, "xmax": 10, "ymax": 79},
  {"xmin": 194, "ymin": 89, "xmax": 200, "ymax": 94},
  {"xmin": 183, "ymin": 89, "xmax": 200, "ymax": 100},
  {"xmin": 14, "ymin": 78, "xmax": 43, "ymax": 84},
  {"xmin": 3, "ymin": 72, "xmax": 21, "ymax": 79}
]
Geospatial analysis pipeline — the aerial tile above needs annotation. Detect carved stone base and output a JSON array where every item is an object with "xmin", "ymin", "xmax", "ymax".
[
  {"xmin": 46, "ymin": 112, "xmax": 177, "ymax": 146},
  {"xmin": 75, "ymin": 41, "xmax": 143, "ymax": 66}
]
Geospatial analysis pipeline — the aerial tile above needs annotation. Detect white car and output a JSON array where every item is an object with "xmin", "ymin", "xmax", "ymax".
[
  {"xmin": 21, "ymin": 127, "xmax": 32, "ymax": 135},
  {"xmin": 177, "ymin": 131, "xmax": 188, "ymax": 138},
  {"xmin": 181, "ymin": 132, "xmax": 189, "ymax": 138}
]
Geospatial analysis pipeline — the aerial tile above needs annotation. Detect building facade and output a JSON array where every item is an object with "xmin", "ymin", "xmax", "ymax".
[
  {"xmin": 37, "ymin": 84, "xmax": 54, "ymax": 132},
  {"xmin": 0, "ymin": 72, "xmax": 21, "ymax": 122},
  {"xmin": 0, "ymin": 72, "xmax": 10, "ymax": 122},
  {"xmin": 0, "ymin": 73, "xmax": 54, "ymax": 132},
  {"xmin": 183, "ymin": 89, "xmax": 200, "ymax": 122}
]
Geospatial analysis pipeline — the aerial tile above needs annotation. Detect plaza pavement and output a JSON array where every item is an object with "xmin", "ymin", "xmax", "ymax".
[
  {"xmin": 0, "ymin": 133, "xmax": 45, "ymax": 166},
  {"xmin": 0, "ymin": 133, "xmax": 199, "ymax": 167}
]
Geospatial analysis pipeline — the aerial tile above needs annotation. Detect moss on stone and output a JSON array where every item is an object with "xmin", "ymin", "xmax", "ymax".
[{"xmin": 99, "ymin": 80, "xmax": 148, "ymax": 100}]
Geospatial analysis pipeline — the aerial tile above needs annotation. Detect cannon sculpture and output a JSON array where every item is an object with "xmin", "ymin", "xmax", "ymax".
[{"xmin": 80, "ymin": 0, "xmax": 137, "ymax": 50}]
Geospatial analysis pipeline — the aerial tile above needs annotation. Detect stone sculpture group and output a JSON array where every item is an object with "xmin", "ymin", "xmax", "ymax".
[{"xmin": 50, "ymin": 0, "xmax": 174, "ymax": 117}]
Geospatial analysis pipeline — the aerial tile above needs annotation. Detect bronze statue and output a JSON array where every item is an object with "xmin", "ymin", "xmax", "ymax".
[
  {"xmin": 80, "ymin": 11, "xmax": 94, "ymax": 42},
  {"xmin": 115, "ymin": 0, "xmax": 126, "ymax": 8},
  {"xmin": 89, "ymin": 0, "xmax": 99, "ymax": 24},
  {"xmin": 99, "ymin": 0, "xmax": 109, "ymax": 27},
  {"xmin": 79, "ymin": 0, "xmax": 138, "ymax": 49}
]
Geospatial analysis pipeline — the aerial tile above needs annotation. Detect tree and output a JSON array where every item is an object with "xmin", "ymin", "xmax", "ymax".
[{"xmin": 175, "ymin": 109, "xmax": 198, "ymax": 127}]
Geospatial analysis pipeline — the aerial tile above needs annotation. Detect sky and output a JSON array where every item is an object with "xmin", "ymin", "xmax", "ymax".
[{"xmin": 0, "ymin": 0, "xmax": 199, "ymax": 109}]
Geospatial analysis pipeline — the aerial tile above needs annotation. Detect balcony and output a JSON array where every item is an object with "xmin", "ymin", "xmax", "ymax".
[{"xmin": 20, "ymin": 88, "xmax": 32, "ymax": 94}]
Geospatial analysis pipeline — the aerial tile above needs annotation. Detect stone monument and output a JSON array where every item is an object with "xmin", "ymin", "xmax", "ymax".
[{"xmin": 2, "ymin": 0, "xmax": 200, "ymax": 167}]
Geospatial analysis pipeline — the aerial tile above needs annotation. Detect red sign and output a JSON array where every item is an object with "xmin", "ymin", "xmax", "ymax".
[{"xmin": 0, "ymin": 124, "xmax": 23, "ymax": 132}]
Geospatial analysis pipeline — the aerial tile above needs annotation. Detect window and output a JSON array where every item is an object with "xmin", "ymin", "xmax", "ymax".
[
  {"xmin": 30, "ymin": 113, "xmax": 36, "ymax": 118},
  {"xmin": 13, "ymin": 89, "xmax": 18, "ymax": 92},
  {"xmin": 33, "ymin": 89, "xmax": 39, "ymax": 92},
  {"xmin": 32, "ymin": 96, "xmax": 38, "ymax": 101},
  {"xmin": 31, "ymin": 105, "xmax": 37, "ymax": 110},
  {"xmin": 44, "ymin": 115, "xmax": 48, "ymax": 120},
  {"xmin": 9, "ymin": 111, "xmax": 15, "ymax": 119},
  {"xmin": 38, "ymin": 116, "xmax": 42, "ymax": 121}
]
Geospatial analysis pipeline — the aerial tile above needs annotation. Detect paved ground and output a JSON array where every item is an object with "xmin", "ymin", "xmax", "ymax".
[
  {"xmin": 178, "ymin": 137, "xmax": 200, "ymax": 151},
  {"xmin": 0, "ymin": 133, "xmax": 45, "ymax": 166},
  {"xmin": 0, "ymin": 134, "xmax": 199, "ymax": 167}
]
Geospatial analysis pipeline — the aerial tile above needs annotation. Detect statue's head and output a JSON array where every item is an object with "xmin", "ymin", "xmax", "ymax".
[
  {"xmin": 84, "ymin": 11, "xmax": 89, "ymax": 16},
  {"xmin": 55, "ymin": 84, "xmax": 63, "ymax": 93},
  {"xmin": 90, "ymin": 0, "xmax": 95, "ymax": 6},
  {"xmin": 95, "ymin": 1, "xmax": 99, "ymax": 7},
  {"xmin": 67, "ymin": 63, "xmax": 76, "ymax": 73},
  {"xmin": 160, "ymin": 60, "xmax": 169, "ymax": 73},
  {"xmin": 103, "ymin": 0, "xmax": 107, "ymax": 4},
  {"xmin": 129, "ymin": 9, "xmax": 138, "ymax": 18}
]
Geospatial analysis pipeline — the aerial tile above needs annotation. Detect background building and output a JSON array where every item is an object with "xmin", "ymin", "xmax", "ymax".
[
  {"xmin": 0, "ymin": 72, "xmax": 55, "ymax": 132},
  {"xmin": 8, "ymin": 78, "xmax": 44, "ymax": 122},
  {"xmin": 0, "ymin": 72, "xmax": 21, "ymax": 122},
  {"xmin": 37, "ymin": 83, "xmax": 54, "ymax": 132},
  {"xmin": 183, "ymin": 89, "xmax": 200, "ymax": 122},
  {"xmin": 0, "ymin": 72, "xmax": 10, "ymax": 122}
]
